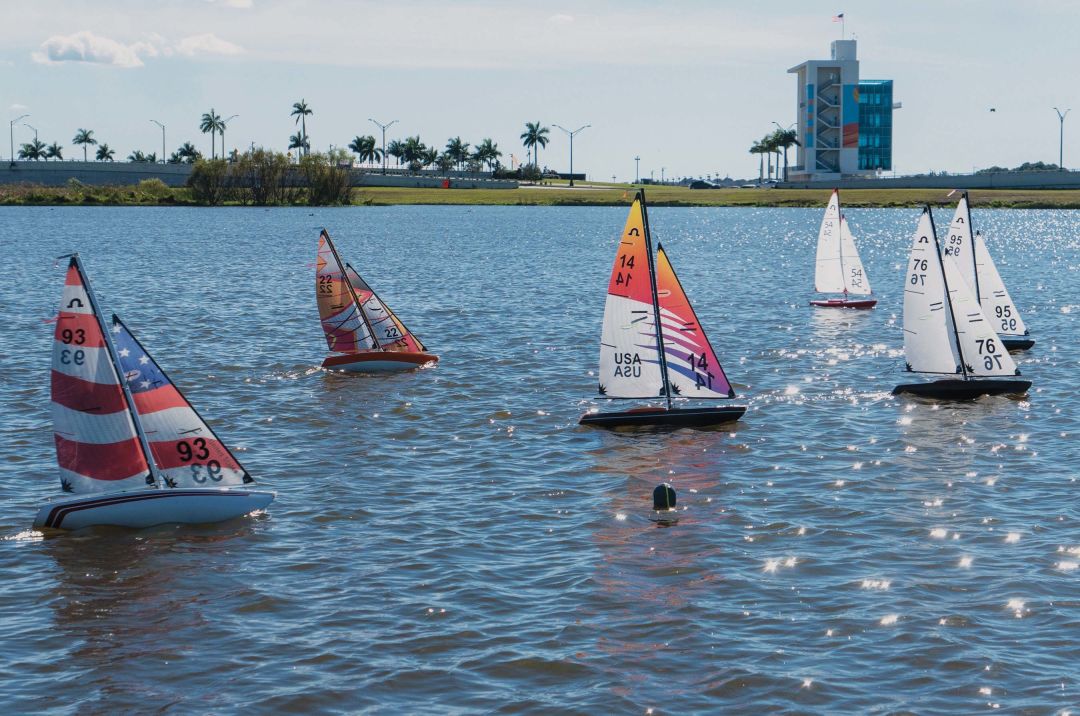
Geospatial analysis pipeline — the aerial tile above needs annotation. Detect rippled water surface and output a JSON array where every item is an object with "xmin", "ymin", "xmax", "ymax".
[{"xmin": 1, "ymin": 205, "xmax": 1078, "ymax": 713}]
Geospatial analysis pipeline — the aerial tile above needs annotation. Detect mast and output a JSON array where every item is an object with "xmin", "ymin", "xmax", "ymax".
[
  {"xmin": 839, "ymin": 208, "xmax": 847, "ymax": 297},
  {"xmin": 929, "ymin": 210, "xmax": 970, "ymax": 381},
  {"xmin": 322, "ymin": 230, "xmax": 381, "ymax": 352},
  {"xmin": 638, "ymin": 190, "xmax": 673, "ymax": 410},
  {"xmin": 963, "ymin": 193, "xmax": 982, "ymax": 304},
  {"xmin": 68, "ymin": 253, "xmax": 160, "ymax": 488}
]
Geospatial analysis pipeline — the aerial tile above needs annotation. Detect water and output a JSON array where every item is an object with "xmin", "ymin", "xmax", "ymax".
[{"xmin": 0, "ymin": 205, "xmax": 1077, "ymax": 713}]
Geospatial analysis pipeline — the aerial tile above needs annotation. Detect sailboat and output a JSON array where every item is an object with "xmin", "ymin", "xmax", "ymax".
[
  {"xmin": 316, "ymin": 229, "xmax": 438, "ymax": 372},
  {"xmin": 35, "ymin": 254, "xmax": 274, "ymax": 531},
  {"xmin": 579, "ymin": 191, "xmax": 746, "ymax": 428},
  {"xmin": 942, "ymin": 192, "xmax": 1033, "ymax": 351},
  {"xmin": 892, "ymin": 207, "xmax": 1031, "ymax": 400},
  {"xmin": 810, "ymin": 189, "xmax": 877, "ymax": 309}
]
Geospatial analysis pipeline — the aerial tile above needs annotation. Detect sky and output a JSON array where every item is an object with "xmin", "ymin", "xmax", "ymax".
[{"xmin": 2, "ymin": 0, "xmax": 1078, "ymax": 181}]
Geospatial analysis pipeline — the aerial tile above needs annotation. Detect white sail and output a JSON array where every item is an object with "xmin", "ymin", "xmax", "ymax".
[
  {"xmin": 942, "ymin": 255, "xmax": 1019, "ymax": 377},
  {"xmin": 974, "ymin": 232, "xmax": 1029, "ymax": 338},
  {"xmin": 942, "ymin": 194, "xmax": 977, "ymax": 295},
  {"xmin": 814, "ymin": 190, "xmax": 845, "ymax": 293},
  {"xmin": 838, "ymin": 216, "xmax": 871, "ymax": 295},
  {"xmin": 902, "ymin": 210, "xmax": 962, "ymax": 374}
]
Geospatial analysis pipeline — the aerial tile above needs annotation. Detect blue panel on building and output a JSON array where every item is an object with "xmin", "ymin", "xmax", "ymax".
[{"xmin": 858, "ymin": 80, "xmax": 892, "ymax": 171}]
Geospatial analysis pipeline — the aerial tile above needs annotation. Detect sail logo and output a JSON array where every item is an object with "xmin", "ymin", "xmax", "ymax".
[{"xmin": 613, "ymin": 352, "xmax": 642, "ymax": 377}]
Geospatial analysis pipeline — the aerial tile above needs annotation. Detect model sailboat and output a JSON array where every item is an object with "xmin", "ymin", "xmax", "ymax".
[
  {"xmin": 35, "ymin": 254, "xmax": 274, "ymax": 530},
  {"xmin": 580, "ymin": 191, "xmax": 746, "ymax": 428},
  {"xmin": 942, "ymin": 192, "xmax": 1033, "ymax": 351},
  {"xmin": 892, "ymin": 207, "xmax": 1030, "ymax": 400},
  {"xmin": 810, "ymin": 189, "xmax": 876, "ymax": 309},
  {"xmin": 316, "ymin": 229, "xmax": 437, "ymax": 372}
]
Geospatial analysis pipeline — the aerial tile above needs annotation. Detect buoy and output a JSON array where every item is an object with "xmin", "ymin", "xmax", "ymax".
[{"xmin": 650, "ymin": 483, "xmax": 679, "ymax": 525}]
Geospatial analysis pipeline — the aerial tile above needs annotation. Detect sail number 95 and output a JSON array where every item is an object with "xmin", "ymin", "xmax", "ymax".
[
  {"xmin": 994, "ymin": 305, "xmax": 1017, "ymax": 332},
  {"xmin": 909, "ymin": 259, "xmax": 928, "ymax": 286}
]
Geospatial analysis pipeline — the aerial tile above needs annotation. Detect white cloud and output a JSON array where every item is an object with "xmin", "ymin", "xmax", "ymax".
[
  {"xmin": 174, "ymin": 33, "xmax": 244, "ymax": 57},
  {"xmin": 9, "ymin": 103, "xmax": 27, "ymax": 111},
  {"xmin": 32, "ymin": 31, "xmax": 157, "ymax": 68},
  {"xmin": 205, "ymin": 0, "xmax": 254, "ymax": 7},
  {"xmin": 548, "ymin": 14, "xmax": 574, "ymax": 25}
]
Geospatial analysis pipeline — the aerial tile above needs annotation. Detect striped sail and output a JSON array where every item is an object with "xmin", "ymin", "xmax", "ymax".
[
  {"xmin": 974, "ymin": 232, "xmax": 1029, "ymax": 338},
  {"xmin": 112, "ymin": 316, "xmax": 254, "ymax": 488},
  {"xmin": 655, "ymin": 245, "xmax": 735, "ymax": 398},
  {"xmin": 597, "ymin": 197, "xmax": 665, "ymax": 398},
  {"xmin": 814, "ymin": 190, "xmax": 845, "ymax": 293},
  {"xmin": 51, "ymin": 257, "xmax": 152, "ymax": 494},
  {"xmin": 838, "ymin": 216, "xmax": 871, "ymax": 295},
  {"xmin": 317, "ymin": 230, "xmax": 377, "ymax": 354},
  {"xmin": 902, "ymin": 210, "xmax": 962, "ymax": 374},
  {"xmin": 345, "ymin": 265, "xmax": 426, "ymax": 352}
]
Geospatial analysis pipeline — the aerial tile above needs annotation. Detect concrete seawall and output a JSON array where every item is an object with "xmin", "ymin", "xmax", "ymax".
[
  {"xmin": 0, "ymin": 161, "xmax": 519, "ymax": 189},
  {"xmin": 782, "ymin": 170, "xmax": 1080, "ymax": 190}
]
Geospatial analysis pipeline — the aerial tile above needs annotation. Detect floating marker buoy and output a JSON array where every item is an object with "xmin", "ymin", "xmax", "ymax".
[{"xmin": 650, "ymin": 483, "xmax": 679, "ymax": 525}]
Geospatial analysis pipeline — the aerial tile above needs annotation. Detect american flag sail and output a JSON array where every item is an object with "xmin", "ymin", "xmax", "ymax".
[
  {"xmin": 345, "ymin": 264, "xmax": 426, "ymax": 353},
  {"xmin": 51, "ymin": 257, "xmax": 153, "ymax": 494},
  {"xmin": 316, "ymin": 230, "xmax": 377, "ymax": 354},
  {"xmin": 111, "ymin": 316, "xmax": 254, "ymax": 488}
]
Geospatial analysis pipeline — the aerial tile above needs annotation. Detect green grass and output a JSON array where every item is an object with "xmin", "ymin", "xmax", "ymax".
[{"xmin": 5, "ymin": 180, "xmax": 1080, "ymax": 208}]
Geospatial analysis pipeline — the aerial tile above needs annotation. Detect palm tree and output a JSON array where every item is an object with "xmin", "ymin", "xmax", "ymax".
[
  {"xmin": 401, "ymin": 135, "xmax": 426, "ymax": 169},
  {"xmin": 348, "ymin": 135, "xmax": 381, "ymax": 166},
  {"xmin": 421, "ymin": 147, "xmax": 438, "ymax": 169},
  {"xmin": 436, "ymin": 153, "xmax": 454, "ymax": 173},
  {"xmin": 291, "ymin": 99, "xmax": 312, "ymax": 157},
  {"xmin": 749, "ymin": 140, "xmax": 765, "ymax": 184},
  {"xmin": 72, "ymin": 129, "xmax": 97, "ymax": 161},
  {"xmin": 473, "ymin": 138, "xmax": 501, "ymax": 171},
  {"xmin": 520, "ymin": 121, "xmax": 549, "ymax": 167},
  {"xmin": 172, "ymin": 141, "xmax": 200, "ymax": 164},
  {"xmin": 18, "ymin": 139, "xmax": 47, "ymax": 160},
  {"xmin": 200, "ymin": 108, "xmax": 221, "ymax": 159},
  {"xmin": 386, "ymin": 139, "xmax": 404, "ymax": 167},
  {"xmin": 45, "ymin": 142, "xmax": 63, "ymax": 161},
  {"xmin": 288, "ymin": 132, "xmax": 309, "ymax": 158},
  {"xmin": 128, "ymin": 150, "xmax": 156, "ymax": 163},
  {"xmin": 770, "ymin": 127, "xmax": 799, "ymax": 182},
  {"xmin": 444, "ymin": 136, "xmax": 469, "ymax": 170},
  {"xmin": 96, "ymin": 144, "xmax": 115, "ymax": 161}
]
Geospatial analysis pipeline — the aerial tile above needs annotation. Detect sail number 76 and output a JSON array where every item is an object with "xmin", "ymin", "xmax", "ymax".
[{"xmin": 975, "ymin": 338, "xmax": 1003, "ymax": 370}]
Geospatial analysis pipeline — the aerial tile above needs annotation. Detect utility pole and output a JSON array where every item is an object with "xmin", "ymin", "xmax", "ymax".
[
  {"xmin": 552, "ymin": 123, "xmax": 589, "ymax": 187},
  {"xmin": 369, "ymin": 117, "xmax": 398, "ymax": 174},
  {"xmin": 634, "ymin": 155, "xmax": 640, "ymax": 184},
  {"xmin": 9, "ymin": 113, "xmax": 28, "ymax": 163},
  {"xmin": 1054, "ymin": 107, "xmax": 1071, "ymax": 170},
  {"xmin": 150, "ymin": 119, "xmax": 165, "ymax": 163}
]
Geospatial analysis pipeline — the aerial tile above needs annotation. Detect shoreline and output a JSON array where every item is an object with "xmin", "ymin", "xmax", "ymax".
[{"xmin": 5, "ymin": 182, "xmax": 1080, "ymax": 208}]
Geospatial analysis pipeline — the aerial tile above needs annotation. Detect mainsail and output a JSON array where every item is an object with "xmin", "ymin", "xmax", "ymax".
[
  {"xmin": 51, "ymin": 257, "xmax": 153, "ymax": 494},
  {"xmin": 974, "ymin": 232, "xmax": 1029, "ymax": 338},
  {"xmin": 942, "ymin": 193, "xmax": 978, "ymax": 296},
  {"xmin": 814, "ymin": 190, "xmax": 845, "ymax": 293},
  {"xmin": 345, "ymin": 264, "xmax": 426, "ymax": 353},
  {"xmin": 597, "ymin": 197, "xmax": 666, "ymax": 397},
  {"xmin": 655, "ymin": 245, "xmax": 734, "ymax": 398},
  {"xmin": 902, "ymin": 209, "xmax": 962, "ymax": 374},
  {"xmin": 112, "ymin": 316, "xmax": 254, "ymax": 488},
  {"xmin": 316, "ymin": 230, "xmax": 377, "ymax": 354}
]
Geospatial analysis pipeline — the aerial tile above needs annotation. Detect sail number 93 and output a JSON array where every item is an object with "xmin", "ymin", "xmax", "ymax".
[{"xmin": 176, "ymin": 438, "xmax": 224, "ymax": 482}]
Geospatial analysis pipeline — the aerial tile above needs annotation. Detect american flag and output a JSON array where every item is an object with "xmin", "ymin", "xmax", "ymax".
[{"xmin": 833, "ymin": 12, "xmax": 844, "ymax": 21}]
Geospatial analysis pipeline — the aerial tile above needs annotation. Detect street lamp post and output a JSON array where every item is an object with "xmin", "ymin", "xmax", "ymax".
[
  {"xmin": 552, "ymin": 123, "xmax": 589, "ymax": 187},
  {"xmin": 369, "ymin": 118, "xmax": 398, "ymax": 174},
  {"xmin": 1054, "ymin": 107, "xmax": 1070, "ymax": 171},
  {"xmin": 661, "ymin": 167, "xmax": 665, "ymax": 184},
  {"xmin": 150, "ymin": 120, "xmax": 165, "ymax": 163},
  {"xmin": 221, "ymin": 115, "xmax": 238, "ymax": 162},
  {"xmin": 634, "ymin": 155, "xmax": 640, "ymax": 184},
  {"xmin": 9, "ymin": 113, "xmax": 28, "ymax": 162},
  {"xmin": 25, "ymin": 123, "xmax": 38, "ymax": 142}
]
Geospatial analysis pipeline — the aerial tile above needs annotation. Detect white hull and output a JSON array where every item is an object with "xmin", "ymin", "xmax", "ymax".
[{"xmin": 34, "ymin": 488, "xmax": 275, "ymax": 531}]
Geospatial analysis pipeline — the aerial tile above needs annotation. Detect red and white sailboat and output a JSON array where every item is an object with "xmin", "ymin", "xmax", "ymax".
[
  {"xmin": 580, "ymin": 190, "xmax": 746, "ymax": 429},
  {"xmin": 316, "ymin": 229, "xmax": 438, "ymax": 372},
  {"xmin": 810, "ymin": 189, "xmax": 876, "ymax": 309},
  {"xmin": 35, "ymin": 254, "xmax": 274, "ymax": 531}
]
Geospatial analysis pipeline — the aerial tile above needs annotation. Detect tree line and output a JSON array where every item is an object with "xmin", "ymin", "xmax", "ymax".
[{"xmin": 748, "ymin": 127, "xmax": 799, "ymax": 183}]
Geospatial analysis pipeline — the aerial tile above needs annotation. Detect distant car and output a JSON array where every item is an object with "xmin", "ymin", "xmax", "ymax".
[{"xmin": 739, "ymin": 183, "xmax": 757, "ymax": 189}]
